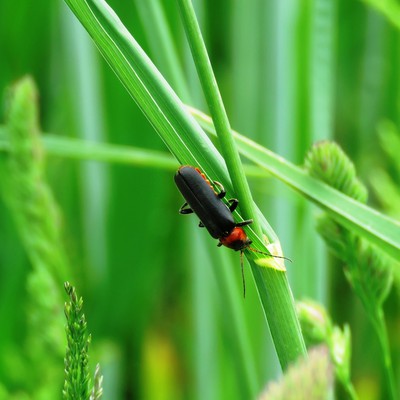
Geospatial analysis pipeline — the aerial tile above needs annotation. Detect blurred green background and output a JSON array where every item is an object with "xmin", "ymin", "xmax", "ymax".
[{"xmin": 1, "ymin": 0, "xmax": 399, "ymax": 399}]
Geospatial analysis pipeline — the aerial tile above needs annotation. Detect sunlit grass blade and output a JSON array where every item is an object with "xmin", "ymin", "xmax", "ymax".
[
  {"xmin": 190, "ymin": 107, "xmax": 400, "ymax": 261},
  {"xmin": 363, "ymin": 0, "xmax": 400, "ymax": 29}
]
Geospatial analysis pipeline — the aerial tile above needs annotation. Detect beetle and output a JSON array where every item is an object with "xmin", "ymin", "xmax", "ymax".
[{"xmin": 174, "ymin": 165, "xmax": 288, "ymax": 296}]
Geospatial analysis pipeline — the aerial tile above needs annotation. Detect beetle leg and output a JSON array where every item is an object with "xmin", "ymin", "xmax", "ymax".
[
  {"xmin": 217, "ymin": 242, "xmax": 223, "ymax": 247},
  {"xmin": 228, "ymin": 198, "xmax": 239, "ymax": 212},
  {"xmin": 199, "ymin": 221, "xmax": 204, "ymax": 228},
  {"xmin": 179, "ymin": 202, "xmax": 193, "ymax": 214},
  {"xmin": 236, "ymin": 219, "xmax": 253, "ymax": 227},
  {"xmin": 213, "ymin": 180, "xmax": 226, "ymax": 199}
]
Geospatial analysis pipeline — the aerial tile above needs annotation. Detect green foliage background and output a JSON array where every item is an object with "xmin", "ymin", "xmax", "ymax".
[{"xmin": 0, "ymin": 0, "xmax": 399, "ymax": 399}]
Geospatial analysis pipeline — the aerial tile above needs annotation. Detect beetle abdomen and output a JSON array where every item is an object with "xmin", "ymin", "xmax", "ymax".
[{"xmin": 174, "ymin": 166, "xmax": 236, "ymax": 239}]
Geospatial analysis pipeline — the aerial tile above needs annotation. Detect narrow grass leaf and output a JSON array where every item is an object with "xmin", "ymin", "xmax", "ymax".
[{"xmin": 177, "ymin": 0, "xmax": 262, "ymax": 237}]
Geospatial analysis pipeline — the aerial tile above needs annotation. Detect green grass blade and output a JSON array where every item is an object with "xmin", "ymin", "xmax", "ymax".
[
  {"xmin": 0, "ymin": 128, "xmax": 269, "ymax": 178},
  {"xmin": 191, "ymin": 107, "xmax": 400, "ymax": 261},
  {"xmin": 63, "ymin": 0, "xmax": 306, "ymax": 369},
  {"xmin": 63, "ymin": 0, "xmax": 279, "ymax": 257},
  {"xmin": 177, "ymin": 0, "xmax": 261, "ymax": 237},
  {"xmin": 0, "ymin": 129, "xmax": 177, "ymax": 169},
  {"xmin": 64, "ymin": 0, "xmax": 223, "ymax": 175}
]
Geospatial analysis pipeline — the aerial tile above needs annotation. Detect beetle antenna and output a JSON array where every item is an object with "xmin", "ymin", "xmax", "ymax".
[
  {"xmin": 247, "ymin": 246, "xmax": 292, "ymax": 262},
  {"xmin": 240, "ymin": 250, "xmax": 246, "ymax": 298}
]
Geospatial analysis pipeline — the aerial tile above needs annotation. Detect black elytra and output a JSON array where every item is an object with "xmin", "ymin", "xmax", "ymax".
[{"xmin": 174, "ymin": 166, "xmax": 253, "ymax": 242}]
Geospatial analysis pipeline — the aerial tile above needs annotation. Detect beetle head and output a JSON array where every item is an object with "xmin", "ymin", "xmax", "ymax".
[{"xmin": 219, "ymin": 227, "xmax": 251, "ymax": 251}]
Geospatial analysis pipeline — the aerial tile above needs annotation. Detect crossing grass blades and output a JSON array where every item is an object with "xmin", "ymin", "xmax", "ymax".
[{"xmin": 174, "ymin": 166, "xmax": 290, "ymax": 297}]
